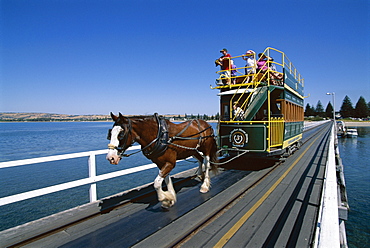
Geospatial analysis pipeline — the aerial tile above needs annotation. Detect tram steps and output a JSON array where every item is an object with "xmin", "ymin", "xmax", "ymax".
[{"xmin": 244, "ymin": 86, "xmax": 270, "ymax": 121}]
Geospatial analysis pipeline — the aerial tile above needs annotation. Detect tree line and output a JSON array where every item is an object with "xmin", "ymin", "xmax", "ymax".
[
  {"xmin": 169, "ymin": 113, "xmax": 220, "ymax": 121},
  {"xmin": 305, "ymin": 95, "xmax": 369, "ymax": 119}
]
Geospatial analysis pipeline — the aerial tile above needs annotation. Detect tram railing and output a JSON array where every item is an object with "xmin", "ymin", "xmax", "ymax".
[
  {"xmin": 214, "ymin": 47, "xmax": 304, "ymax": 88},
  {"xmin": 0, "ymin": 145, "xmax": 158, "ymax": 207}
]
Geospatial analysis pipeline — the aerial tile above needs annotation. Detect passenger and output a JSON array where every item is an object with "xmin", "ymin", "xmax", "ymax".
[
  {"xmin": 267, "ymin": 57, "xmax": 284, "ymax": 85},
  {"xmin": 233, "ymin": 101, "xmax": 245, "ymax": 121},
  {"xmin": 268, "ymin": 57, "xmax": 277, "ymax": 71},
  {"xmin": 242, "ymin": 50, "xmax": 256, "ymax": 83},
  {"xmin": 257, "ymin": 53, "xmax": 269, "ymax": 73},
  {"xmin": 230, "ymin": 60, "xmax": 237, "ymax": 84},
  {"xmin": 217, "ymin": 48, "xmax": 232, "ymax": 85},
  {"xmin": 257, "ymin": 53, "xmax": 283, "ymax": 85}
]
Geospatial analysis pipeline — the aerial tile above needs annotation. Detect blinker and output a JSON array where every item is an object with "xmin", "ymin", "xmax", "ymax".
[
  {"xmin": 107, "ymin": 126, "xmax": 127, "ymax": 141},
  {"xmin": 107, "ymin": 129, "xmax": 112, "ymax": 140}
]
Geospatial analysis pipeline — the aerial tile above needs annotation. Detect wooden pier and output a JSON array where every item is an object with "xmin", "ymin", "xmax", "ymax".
[{"xmin": 0, "ymin": 121, "xmax": 348, "ymax": 248}]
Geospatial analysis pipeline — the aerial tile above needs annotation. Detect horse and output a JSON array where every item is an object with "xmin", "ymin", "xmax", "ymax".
[{"xmin": 106, "ymin": 112, "xmax": 218, "ymax": 208}]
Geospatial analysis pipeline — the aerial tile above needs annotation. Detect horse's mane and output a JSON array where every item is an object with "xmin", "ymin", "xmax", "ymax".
[
  {"xmin": 125, "ymin": 115, "xmax": 159, "ymax": 122},
  {"xmin": 127, "ymin": 115, "xmax": 153, "ymax": 118}
]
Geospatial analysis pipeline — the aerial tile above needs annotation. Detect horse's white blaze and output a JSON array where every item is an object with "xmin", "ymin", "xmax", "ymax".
[
  {"xmin": 110, "ymin": 126, "xmax": 123, "ymax": 147},
  {"xmin": 106, "ymin": 126, "xmax": 123, "ymax": 163}
]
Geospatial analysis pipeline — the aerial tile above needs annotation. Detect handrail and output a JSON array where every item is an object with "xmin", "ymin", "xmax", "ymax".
[
  {"xmin": 0, "ymin": 145, "xmax": 164, "ymax": 206},
  {"xmin": 214, "ymin": 47, "xmax": 304, "ymax": 88}
]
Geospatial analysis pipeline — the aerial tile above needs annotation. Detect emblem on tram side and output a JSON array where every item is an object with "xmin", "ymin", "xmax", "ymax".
[{"xmin": 230, "ymin": 129, "xmax": 248, "ymax": 147}]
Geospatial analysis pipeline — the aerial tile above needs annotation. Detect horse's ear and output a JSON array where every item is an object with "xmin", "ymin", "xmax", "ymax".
[
  {"xmin": 119, "ymin": 112, "xmax": 123, "ymax": 118},
  {"xmin": 110, "ymin": 112, "xmax": 118, "ymax": 121}
]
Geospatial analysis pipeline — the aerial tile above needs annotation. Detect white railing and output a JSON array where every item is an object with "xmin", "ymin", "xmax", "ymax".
[
  {"xmin": 0, "ymin": 145, "xmax": 161, "ymax": 207},
  {"xmin": 312, "ymin": 123, "xmax": 340, "ymax": 247}
]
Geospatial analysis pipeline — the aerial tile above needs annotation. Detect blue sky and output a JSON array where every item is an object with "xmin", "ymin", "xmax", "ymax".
[{"xmin": 1, "ymin": 0, "xmax": 369, "ymax": 115}]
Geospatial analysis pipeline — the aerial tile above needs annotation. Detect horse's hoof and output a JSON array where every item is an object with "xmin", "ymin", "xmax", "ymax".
[
  {"xmin": 200, "ymin": 187, "xmax": 209, "ymax": 193},
  {"xmin": 161, "ymin": 200, "xmax": 174, "ymax": 209}
]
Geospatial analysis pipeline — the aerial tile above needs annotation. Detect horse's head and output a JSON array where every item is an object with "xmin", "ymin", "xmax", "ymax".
[{"xmin": 106, "ymin": 112, "xmax": 136, "ymax": 165}]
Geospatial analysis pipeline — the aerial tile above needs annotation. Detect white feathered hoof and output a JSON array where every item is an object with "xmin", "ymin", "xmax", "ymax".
[
  {"xmin": 200, "ymin": 185, "xmax": 210, "ymax": 193},
  {"xmin": 161, "ymin": 199, "xmax": 175, "ymax": 209},
  {"xmin": 200, "ymin": 178, "xmax": 210, "ymax": 193},
  {"xmin": 160, "ymin": 191, "xmax": 176, "ymax": 208}
]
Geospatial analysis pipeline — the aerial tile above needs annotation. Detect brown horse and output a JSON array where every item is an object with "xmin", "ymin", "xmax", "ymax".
[{"xmin": 106, "ymin": 113, "xmax": 218, "ymax": 208}]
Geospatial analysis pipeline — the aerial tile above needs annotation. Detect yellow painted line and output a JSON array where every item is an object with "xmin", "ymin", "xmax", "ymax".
[{"xmin": 214, "ymin": 135, "xmax": 321, "ymax": 247}]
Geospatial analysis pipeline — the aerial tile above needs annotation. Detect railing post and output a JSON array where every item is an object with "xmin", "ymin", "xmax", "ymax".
[{"xmin": 88, "ymin": 153, "xmax": 97, "ymax": 202}]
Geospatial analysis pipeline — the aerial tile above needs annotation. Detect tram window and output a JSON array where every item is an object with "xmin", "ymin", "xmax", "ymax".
[
  {"xmin": 282, "ymin": 101, "xmax": 303, "ymax": 121},
  {"xmin": 222, "ymin": 104, "xmax": 230, "ymax": 121},
  {"xmin": 271, "ymin": 102, "xmax": 281, "ymax": 115}
]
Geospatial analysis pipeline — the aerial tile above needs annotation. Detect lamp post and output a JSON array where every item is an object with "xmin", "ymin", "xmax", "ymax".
[{"xmin": 326, "ymin": 92, "xmax": 335, "ymax": 122}]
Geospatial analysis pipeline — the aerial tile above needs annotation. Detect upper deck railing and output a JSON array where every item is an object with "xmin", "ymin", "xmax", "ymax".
[{"xmin": 214, "ymin": 47, "xmax": 304, "ymax": 91}]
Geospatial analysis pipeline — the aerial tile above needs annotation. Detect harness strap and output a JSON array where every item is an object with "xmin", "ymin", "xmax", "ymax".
[
  {"xmin": 109, "ymin": 114, "xmax": 215, "ymax": 160},
  {"xmin": 143, "ymin": 113, "xmax": 169, "ymax": 159},
  {"xmin": 173, "ymin": 120, "xmax": 193, "ymax": 137},
  {"xmin": 169, "ymin": 121, "xmax": 213, "ymax": 143}
]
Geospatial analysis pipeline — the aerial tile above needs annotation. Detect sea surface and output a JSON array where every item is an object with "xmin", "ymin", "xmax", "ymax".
[
  {"xmin": 337, "ymin": 126, "xmax": 370, "ymax": 247},
  {"xmin": 0, "ymin": 122, "xmax": 369, "ymax": 247}
]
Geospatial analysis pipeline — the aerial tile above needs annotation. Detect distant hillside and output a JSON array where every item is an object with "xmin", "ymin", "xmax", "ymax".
[
  {"xmin": 0, "ymin": 112, "xmax": 188, "ymax": 122},
  {"xmin": 0, "ymin": 112, "xmax": 111, "ymax": 122}
]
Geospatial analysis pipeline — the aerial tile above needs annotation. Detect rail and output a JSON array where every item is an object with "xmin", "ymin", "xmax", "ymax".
[
  {"xmin": 0, "ymin": 145, "xmax": 160, "ymax": 207},
  {"xmin": 214, "ymin": 47, "xmax": 304, "ymax": 89},
  {"xmin": 313, "ymin": 122, "xmax": 349, "ymax": 247}
]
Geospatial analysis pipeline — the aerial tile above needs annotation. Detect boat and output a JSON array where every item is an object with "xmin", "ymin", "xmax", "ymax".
[
  {"xmin": 336, "ymin": 121, "xmax": 346, "ymax": 136},
  {"xmin": 346, "ymin": 128, "xmax": 358, "ymax": 137}
]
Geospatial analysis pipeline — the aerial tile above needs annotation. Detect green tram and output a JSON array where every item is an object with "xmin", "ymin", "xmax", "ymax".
[{"xmin": 213, "ymin": 47, "xmax": 304, "ymax": 158}]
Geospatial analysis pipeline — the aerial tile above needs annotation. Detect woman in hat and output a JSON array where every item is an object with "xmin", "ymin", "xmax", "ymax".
[
  {"xmin": 242, "ymin": 50, "xmax": 256, "ymax": 83},
  {"xmin": 257, "ymin": 53, "xmax": 283, "ymax": 85},
  {"xmin": 257, "ymin": 53, "xmax": 269, "ymax": 73}
]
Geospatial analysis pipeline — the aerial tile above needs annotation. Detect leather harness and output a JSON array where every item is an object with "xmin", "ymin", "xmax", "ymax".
[
  {"xmin": 108, "ymin": 113, "xmax": 213, "ymax": 159},
  {"xmin": 142, "ymin": 113, "xmax": 169, "ymax": 159}
]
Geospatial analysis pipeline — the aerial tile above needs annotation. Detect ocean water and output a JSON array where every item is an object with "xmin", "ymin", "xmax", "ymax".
[
  {"xmin": 338, "ymin": 126, "xmax": 370, "ymax": 247},
  {"xmin": 0, "ymin": 122, "xmax": 369, "ymax": 247}
]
